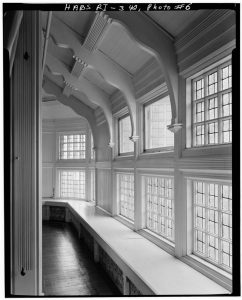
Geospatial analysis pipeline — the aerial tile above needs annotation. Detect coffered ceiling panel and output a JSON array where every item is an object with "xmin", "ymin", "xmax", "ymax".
[
  {"xmin": 71, "ymin": 89, "xmax": 98, "ymax": 110},
  {"xmin": 98, "ymin": 23, "xmax": 152, "ymax": 75},
  {"xmin": 83, "ymin": 68, "xmax": 117, "ymax": 96}
]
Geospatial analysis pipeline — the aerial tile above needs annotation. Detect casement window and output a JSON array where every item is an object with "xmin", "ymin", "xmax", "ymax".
[
  {"xmin": 90, "ymin": 169, "xmax": 95, "ymax": 202},
  {"xmin": 59, "ymin": 170, "xmax": 86, "ymax": 199},
  {"xmin": 193, "ymin": 180, "xmax": 232, "ymax": 272},
  {"xmin": 118, "ymin": 115, "xmax": 134, "ymax": 154},
  {"xmin": 59, "ymin": 133, "xmax": 86, "ymax": 159},
  {"xmin": 192, "ymin": 61, "xmax": 232, "ymax": 147},
  {"xmin": 144, "ymin": 96, "xmax": 174, "ymax": 151},
  {"xmin": 144, "ymin": 176, "xmax": 174, "ymax": 242},
  {"xmin": 118, "ymin": 173, "xmax": 134, "ymax": 221}
]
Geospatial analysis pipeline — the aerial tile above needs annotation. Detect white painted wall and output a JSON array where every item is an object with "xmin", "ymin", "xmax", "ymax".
[{"xmin": 42, "ymin": 116, "xmax": 92, "ymax": 199}]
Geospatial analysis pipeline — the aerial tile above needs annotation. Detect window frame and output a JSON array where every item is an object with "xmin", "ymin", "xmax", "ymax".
[
  {"xmin": 191, "ymin": 179, "xmax": 232, "ymax": 273},
  {"xmin": 117, "ymin": 114, "xmax": 134, "ymax": 156},
  {"xmin": 116, "ymin": 172, "xmax": 135, "ymax": 223},
  {"xmin": 187, "ymin": 58, "xmax": 232, "ymax": 149},
  {"xmin": 142, "ymin": 174, "xmax": 175, "ymax": 244},
  {"xmin": 184, "ymin": 175, "xmax": 232, "ymax": 291},
  {"xmin": 58, "ymin": 168, "xmax": 86, "ymax": 200},
  {"xmin": 90, "ymin": 168, "xmax": 96, "ymax": 203},
  {"xmin": 143, "ymin": 95, "xmax": 174, "ymax": 153}
]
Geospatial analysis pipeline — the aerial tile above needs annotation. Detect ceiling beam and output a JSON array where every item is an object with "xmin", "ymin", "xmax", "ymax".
[
  {"xmin": 46, "ymin": 52, "xmax": 114, "ymax": 146},
  {"xmin": 50, "ymin": 13, "xmax": 139, "ymax": 140}
]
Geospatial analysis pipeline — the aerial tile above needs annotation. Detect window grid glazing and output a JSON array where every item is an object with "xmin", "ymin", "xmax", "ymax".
[
  {"xmin": 193, "ymin": 181, "xmax": 232, "ymax": 272},
  {"xmin": 60, "ymin": 170, "xmax": 86, "ymax": 199},
  {"xmin": 145, "ymin": 97, "xmax": 174, "ymax": 150},
  {"xmin": 59, "ymin": 134, "xmax": 86, "ymax": 159},
  {"xmin": 192, "ymin": 61, "xmax": 232, "ymax": 147},
  {"xmin": 118, "ymin": 116, "xmax": 134, "ymax": 154},
  {"xmin": 145, "ymin": 176, "xmax": 174, "ymax": 241},
  {"xmin": 118, "ymin": 174, "xmax": 134, "ymax": 221}
]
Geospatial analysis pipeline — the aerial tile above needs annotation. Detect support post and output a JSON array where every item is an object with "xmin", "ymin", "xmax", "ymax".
[{"xmin": 122, "ymin": 274, "xmax": 130, "ymax": 295}]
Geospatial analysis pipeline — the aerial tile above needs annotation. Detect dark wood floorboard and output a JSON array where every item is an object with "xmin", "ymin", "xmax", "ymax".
[{"xmin": 42, "ymin": 221, "xmax": 121, "ymax": 296}]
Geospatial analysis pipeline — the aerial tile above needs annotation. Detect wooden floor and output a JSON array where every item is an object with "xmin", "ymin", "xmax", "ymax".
[{"xmin": 42, "ymin": 221, "xmax": 121, "ymax": 296}]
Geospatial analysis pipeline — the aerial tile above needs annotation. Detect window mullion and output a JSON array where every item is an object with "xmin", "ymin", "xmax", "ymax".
[
  {"xmin": 205, "ymin": 183, "xmax": 209, "ymax": 259},
  {"xmin": 218, "ymin": 184, "xmax": 222, "ymax": 266}
]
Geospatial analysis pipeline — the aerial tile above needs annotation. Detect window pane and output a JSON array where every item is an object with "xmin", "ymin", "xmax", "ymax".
[
  {"xmin": 208, "ymin": 72, "xmax": 218, "ymax": 95},
  {"xmin": 192, "ymin": 61, "xmax": 232, "ymax": 147},
  {"xmin": 208, "ymin": 122, "xmax": 218, "ymax": 144},
  {"xmin": 119, "ymin": 174, "xmax": 134, "ymax": 221},
  {"xmin": 194, "ymin": 78, "xmax": 204, "ymax": 100},
  {"xmin": 119, "ymin": 116, "xmax": 134, "ymax": 154},
  {"xmin": 222, "ymin": 185, "xmax": 232, "ymax": 212},
  {"xmin": 222, "ymin": 119, "xmax": 232, "ymax": 143},
  {"xmin": 222, "ymin": 92, "xmax": 232, "ymax": 117},
  {"xmin": 222, "ymin": 65, "xmax": 232, "ymax": 90},
  {"xmin": 60, "ymin": 170, "xmax": 86, "ymax": 199},
  {"xmin": 208, "ymin": 97, "xmax": 218, "ymax": 120},
  {"xmin": 59, "ymin": 133, "xmax": 86, "ymax": 159},
  {"xmin": 193, "ymin": 181, "xmax": 232, "ymax": 271},
  {"xmin": 90, "ymin": 169, "xmax": 95, "ymax": 202},
  {"xmin": 195, "ymin": 125, "xmax": 204, "ymax": 146},
  {"xmin": 145, "ymin": 96, "xmax": 174, "ymax": 149},
  {"xmin": 195, "ymin": 101, "xmax": 204, "ymax": 122},
  {"xmin": 145, "ymin": 176, "xmax": 174, "ymax": 241}
]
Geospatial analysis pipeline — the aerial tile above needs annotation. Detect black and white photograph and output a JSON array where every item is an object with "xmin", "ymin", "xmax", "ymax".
[{"xmin": 3, "ymin": 1, "xmax": 240, "ymax": 297}]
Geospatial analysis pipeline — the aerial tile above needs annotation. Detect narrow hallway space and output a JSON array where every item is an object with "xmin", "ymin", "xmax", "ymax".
[{"xmin": 42, "ymin": 221, "xmax": 121, "ymax": 296}]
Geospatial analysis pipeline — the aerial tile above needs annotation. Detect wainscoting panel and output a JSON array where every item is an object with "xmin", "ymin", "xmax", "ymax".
[
  {"xmin": 96, "ymin": 168, "xmax": 112, "ymax": 214},
  {"xmin": 42, "ymin": 168, "xmax": 54, "ymax": 198}
]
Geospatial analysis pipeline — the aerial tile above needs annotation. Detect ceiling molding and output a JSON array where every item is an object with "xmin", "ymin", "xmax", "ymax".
[
  {"xmin": 179, "ymin": 41, "xmax": 234, "ymax": 78},
  {"xmin": 83, "ymin": 11, "xmax": 112, "ymax": 52},
  {"xmin": 142, "ymin": 12, "xmax": 174, "ymax": 41},
  {"xmin": 175, "ymin": 10, "xmax": 233, "ymax": 52},
  {"xmin": 110, "ymin": 90, "xmax": 127, "ymax": 115},
  {"xmin": 177, "ymin": 25, "xmax": 235, "ymax": 71}
]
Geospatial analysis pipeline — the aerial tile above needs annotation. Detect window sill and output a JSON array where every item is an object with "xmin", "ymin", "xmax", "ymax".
[
  {"xmin": 180, "ymin": 254, "xmax": 232, "ymax": 292},
  {"xmin": 115, "ymin": 154, "xmax": 134, "ymax": 160},
  {"xmin": 139, "ymin": 150, "xmax": 174, "ymax": 159},
  {"xmin": 138, "ymin": 228, "xmax": 174, "ymax": 256},
  {"xmin": 57, "ymin": 159, "xmax": 87, "ymax": 162},
  {"xmin": 114, "ymin": 215, "xmax": 134, "ymax": 230},
  {"xmin": 42, "ymin": 199, "xmax": 230, "ymax": 295},
  {"xmin": 183, "ymin": 144, "xmax": 232, "ymax": 157}
]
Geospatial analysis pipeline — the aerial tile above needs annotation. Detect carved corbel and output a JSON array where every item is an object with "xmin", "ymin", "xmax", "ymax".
[
  {"xmin": 108, "ymin": 141, "xmax": 115, "ymax": 148},
  {"xmin": 167, "ymin": 123, "xmax": 183, "ymax": 133},
  {"xmin": 129, "ymin": 135, "xmax": 139, "ymax": 143}
]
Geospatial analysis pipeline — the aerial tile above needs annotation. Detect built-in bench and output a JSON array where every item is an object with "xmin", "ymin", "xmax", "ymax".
[{"xmin": 42, "ymin": 199, "xmax": 230, "ymax": 296}]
